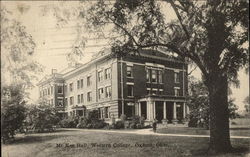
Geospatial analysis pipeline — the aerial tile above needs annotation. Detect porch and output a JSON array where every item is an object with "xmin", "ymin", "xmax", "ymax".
[{"xmin": 136, "ymin": 96, "xmax": 189, "ymax": 124}]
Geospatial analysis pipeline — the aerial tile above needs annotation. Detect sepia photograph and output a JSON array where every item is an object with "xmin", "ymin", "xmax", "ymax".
[{"xmin": 1, "ymin": 0, "xmax": 249, "ymax": 156}]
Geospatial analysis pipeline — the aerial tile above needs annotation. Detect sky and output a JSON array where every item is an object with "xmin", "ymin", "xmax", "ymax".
[{"xmin": 1, "ymin": 1, "xmax": 249, "ymax": 111}]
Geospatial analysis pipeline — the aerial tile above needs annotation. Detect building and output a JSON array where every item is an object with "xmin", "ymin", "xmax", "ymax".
[{"xmin": 37, "ymin": 49, "xmax": 189, "ymax": 123}]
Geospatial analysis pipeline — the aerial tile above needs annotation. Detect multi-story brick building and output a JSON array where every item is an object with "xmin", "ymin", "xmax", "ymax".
[{"xmin": 38, "ymin": 49, "xmax": 189, "ymax": 123}]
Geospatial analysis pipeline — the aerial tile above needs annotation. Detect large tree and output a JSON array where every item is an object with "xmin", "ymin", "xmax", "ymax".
[
  {"xmin": 1, "ymin": 6, "xmax": 43, "ymax": 141},
  {"xmin": 81, "ymin": 0, "xmax": 249, "ymax": 153}
]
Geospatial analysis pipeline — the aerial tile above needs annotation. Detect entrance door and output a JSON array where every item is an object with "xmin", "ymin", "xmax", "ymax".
[{"xmin": 156, "ymin": 101, "xmax": 163, "ymax": 122}]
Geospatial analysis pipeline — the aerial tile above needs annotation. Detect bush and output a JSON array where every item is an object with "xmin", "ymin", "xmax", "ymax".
[
  {"xmin": 76, "ymin": 117, "xmax": 89, "ymax": 128},
  {"xmin": 92, "ymin": 120, "xmax": 107, "ymax": 129},
  {"xmin": 76, "ymin": 110, "xmax": 108, "ymax": 129},
  {"xmin": 1, "ymin": 85, "xmax": 27, "ymax": 142},
  {"xmin": 59, "ymin": 117, "xmax": 78, "ymax": 128},
  {"xmin": 120, "ymin": 114, "xmax": 127, "ymax": 121},
  {"xmin": 115, "ymin": 120, "xmax": 124, "ymax": 129}
]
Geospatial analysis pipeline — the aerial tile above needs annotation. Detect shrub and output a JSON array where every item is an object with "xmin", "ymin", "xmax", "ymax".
[
  {"xmin": 120, "ymin": 114, "xmax": 127, "ymax": 122},
  {"xmin": 76, "ymin": 117, "xmax": 89, "ymax": 128},
  {"xmin": 76, "ymin": 111, "xmax": 108, "ymax": 129},
  {"xmin": 115, "ymin": 120, "xmax": 124, "ymax": 129},
  {"xmin": 92, "ymin": 120, "xmax": 107, "ymax": 129},
  {"xmin": 59, "ymin": 117, "xmax": 77, "ymax": 128},
  {"xmin": 129, "ymin": 122, "xmax": 136, "ymax": 129}
]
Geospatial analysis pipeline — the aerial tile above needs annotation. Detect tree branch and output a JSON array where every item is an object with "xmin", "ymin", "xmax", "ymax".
[
  {"xmin": 188, "ymin": 65, "xmax": 197, "ymax": 75},
  {"xmin": 167, "ymin": 0, "xmax": 190, "ymax": 39}
]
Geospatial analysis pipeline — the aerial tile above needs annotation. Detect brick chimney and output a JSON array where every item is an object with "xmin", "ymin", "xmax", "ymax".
[{"xmin": 52, "ymin": 69, "xmax": 57, "ymax": 74}]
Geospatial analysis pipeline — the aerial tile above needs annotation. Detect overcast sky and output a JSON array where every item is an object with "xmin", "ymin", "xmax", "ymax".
[{"xmin": 2, "ymin": 1, "xmax": 249, "ymax": 111}]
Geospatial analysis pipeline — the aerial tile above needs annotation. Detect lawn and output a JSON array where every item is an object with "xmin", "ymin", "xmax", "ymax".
[
  {"xmin": 156, "ymin": 127, "xmax": 250, "ymax": 137},
  {"xmin": 2, "ymin": 128, "xmax": 250, "ymax": 157}
]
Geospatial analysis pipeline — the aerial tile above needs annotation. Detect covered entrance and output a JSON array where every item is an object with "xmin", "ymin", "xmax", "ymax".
[{"xmin": 137, "ymin": 96, "xmax": 188, "ymax": 123}]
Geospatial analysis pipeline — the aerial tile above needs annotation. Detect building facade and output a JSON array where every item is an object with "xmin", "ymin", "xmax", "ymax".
[{"xmin": 38, "ymin": 49, "xmax": 189, "ymax": 123}]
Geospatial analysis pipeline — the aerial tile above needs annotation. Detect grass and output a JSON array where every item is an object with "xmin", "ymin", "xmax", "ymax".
[
  {"xmin": 157, "ymin": 118, "xmax": 250, "ymax": 137},
  {"xmin": 156, "ymin": 127, "xmax": 250, "ymax": 137},
  {"xmin": 2, "ymin": 128, "xmax": 250, "ymax": 157}
]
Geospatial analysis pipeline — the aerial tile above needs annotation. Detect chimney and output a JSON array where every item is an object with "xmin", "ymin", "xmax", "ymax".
[{"xmin": 52, "ymin": 69, "xmax": 57, "ymax": 74}]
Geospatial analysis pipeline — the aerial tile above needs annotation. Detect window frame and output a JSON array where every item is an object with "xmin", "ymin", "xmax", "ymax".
[
  {"xmin": 58, "ymin": 85, "xmax": 63, "ymax": 94},
  {"xmin": 127, "ymin": 85, "xmax": 134, "ymax": 97},
  {"xmin": 126, "ymin": 66, "xmax": 133, "ymax": 78}
]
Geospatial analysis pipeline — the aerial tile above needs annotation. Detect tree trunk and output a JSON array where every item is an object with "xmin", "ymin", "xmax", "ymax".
[{"xmin": 207, "ymin": 75, "xmax": 232, "ymax": 153}]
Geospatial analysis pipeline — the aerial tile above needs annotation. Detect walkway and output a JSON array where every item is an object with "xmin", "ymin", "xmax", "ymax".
[{"xmin": 66, "ymin": 128, "xmax": 250, "ymax": 139}]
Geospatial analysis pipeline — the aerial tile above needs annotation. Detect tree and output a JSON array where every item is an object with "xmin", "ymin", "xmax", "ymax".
[
  {"xmin": 243, "ymin": 96, "xmax": 250, "ymax": 113},
  {"xmin": 1, "ymin": 7, "xmax": 43, "ymax": 90},
  {"xmin": 82, "ymin": 0, "xmax": 248, "ymax": 153},
  {"xmin": 1, "ymin": 7, "xmax": 43, "ymax": 141},
  {"xmin": 1, "ymin": 85, "xmax": 27, "ymax": 143},
  {"xmin": 25, "ymin": 103, "xmax": 60, "ymax": 132},
  {"xmin": 187, "ymin": 77, "xmax": 239, "ymax": 129}
]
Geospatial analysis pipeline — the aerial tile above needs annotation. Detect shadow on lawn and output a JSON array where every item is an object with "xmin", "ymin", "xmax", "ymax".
[
  {"xmin": 3, "ymin": 129, "xmax": 78, "ymax": 145},
  {"xmin": 191, "ymin": 147, "xmax": 250, "ymax": 156},
  {"xmin": 230, "ymin": 127, "xmax": 250, "ymax": 131}
]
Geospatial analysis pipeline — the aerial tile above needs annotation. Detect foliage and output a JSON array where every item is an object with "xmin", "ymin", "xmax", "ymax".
[
  {"xmin": 243, "ymin": 96, "xmax": 250, "ymax": 113},
  {"xmin": 76, "ymin": 110, "xmax": 108, "ymax": 129},
  {"xmin": 1, "ymin": 85, "xmax": 27, "ymax": 142},
  {"xmin": 59, "ymin": 117, "xmax": 78, "ymax": 128},
  {"xmin": 120, "ymin": 114, "xmax": 127, "ymax": 121},
  {"xmin": 114, "ymin": 120, "xmax": 125, "ymax": 129},
  {"xmin": 1, "ymin": 7, "xmax": 43, "ymax": 89},
  {"xmin": 187, "ymin": 77, "xmax": 239, "ymax": 129},
  {"xmin": 26, "ymin": 103, "xmax": 60, "ymax": 132}
]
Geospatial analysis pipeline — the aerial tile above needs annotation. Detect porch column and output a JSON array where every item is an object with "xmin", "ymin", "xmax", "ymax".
[
  {"xmin": 146, "ymin": 101, "xmax": 150, "ymax": 120},
  {"xmin": 163, "ymin": 101, "xmax": 167, "ymax": 119},
  {"xmin": 153, "ymin": 101, "xmax": 156, "ymax": 119},
  {"xmin": 138, "ymin": 102, "xmax": 141, "ymax": 116},
  {"xmin": 173, "ymin": 102, "xmax": 177, "ymax": 124},
  {"xmin": 183, "ymin": 102, "xmax": 186, "ymax": 119},
  {"xmin": 187, "ymin": 105, "xmax": 190, "ymax": 114}
]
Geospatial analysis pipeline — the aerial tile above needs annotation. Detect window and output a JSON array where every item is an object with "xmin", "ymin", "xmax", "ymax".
[
  {"xmin": 159, "ymin": 89, "xmax": 164, "ymax": 95},
  {"xmin": 146, "ymin": 88, "xmax": 151, "ymax": 95},
  {"xmin": 87, "ymin": 92, "xmax": 92, "ymax": 102},
  {"xmin": 105, "ymin": 68, "xmax": 111, "ymax": 79},
  {"xmin": 69, "ymin": 83, "xmax": 73, "ymax": 92},
  {"xmin": 127, "ymin": 66, "xmax": 133, "ymax": 77},
  {"xmin": 152, "ymin": 89, "xmax": 157, "ymax": 95},
  {"xmin": 105, "ymin": 86, "xmax": 112, "ymax": 98},
  {"xmin": 70, "ymin": 96, "xmax": 74, "ymax": 105},
  {"xmin": 77, "ymin": 80, "xmax": 80, "ymax": 89},
  {"xmin": 158, "ymin": 70, "xmax": 163, "ymax": 83},
  {"xmin": 98, "ymin": 71, "xmax": 103, "ymax": 82},
  {"xmin": 57, "ymin": 99, "xmax": 63, "ymax": 107},
  {"xmin": 64, "ymin": 98, "xmax": 67, "ymax": 106},
  {"xmin": 40, "ymin": 91, "xmax": 42, "ymax": 97},
  {"xmin": 127, "ymin": 85, "xmax": 134, "ymax": 97},
  {"xmin": 87, "ymin": 76, "xmax": 91, "ymax": 86},
  {"xmin": 98, "ymin": 88, "xmax": 104, "ymax": 99},
  {"xmin": 81, "ymin": 94, "xmax": 84, "ymax": 103},
  {"xmin": 58, "ymin": 86, "xmax": 63, "ymax": 94},
  {"xmin": 80, "ymin": 79, "xmax": 83, "ymax": 88},
  {"xmin": 48, "ymin": 88, "xmax": 50, "ymax": 95},
  {"xmin": 146, "ymin": 68, "xmax": 151, "ymax": 82},
  {"xmin": 104, "ymin": 107, "xmax": 110, "ymax": 118},
  {"xmin": 77, "ymin": 95, "xmax": 81, "ymax": 104},
  {"xmin": 51, "ymin": 86, "xmax": 53, "ymax": 94},
  {"xmin": 174, "ymin": 88, "xmax": 180, "ymax": 96},
  {"xmin": 151, "ymin": 69, "xmax": 157, "ymax": 83},
  {"xmin": 174, "ymin": 72, "xmax": 180, "ymax": 83}
]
